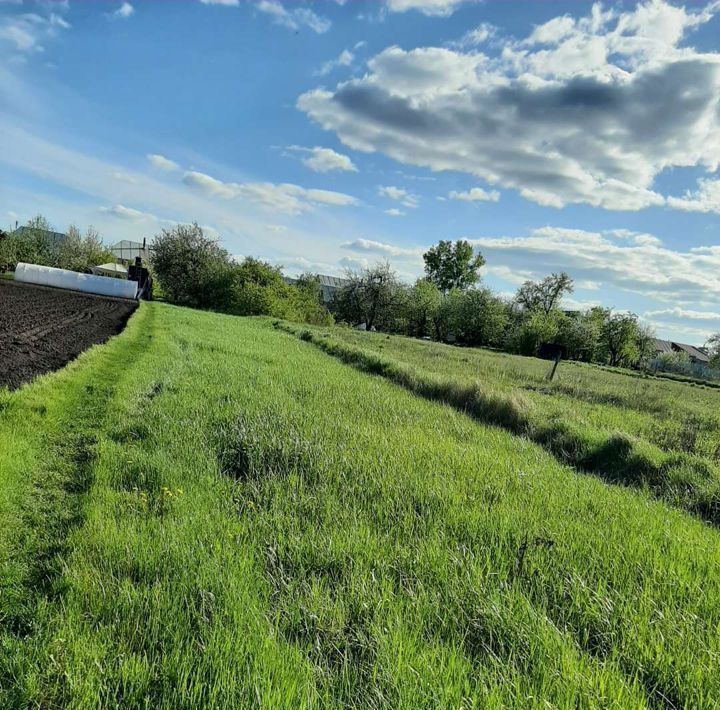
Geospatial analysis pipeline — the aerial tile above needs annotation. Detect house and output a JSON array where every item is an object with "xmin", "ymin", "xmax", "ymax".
[
  {"xmin": 110, "ymin": 239, "xmax": 149, "ymax": 264},
  {"xmin": 283, "ymin": 273, "xmax": 350, "ymax": 304},
  {"xmin": 650, "ymin": 338, "xmax": 710, "ymax": 364}
]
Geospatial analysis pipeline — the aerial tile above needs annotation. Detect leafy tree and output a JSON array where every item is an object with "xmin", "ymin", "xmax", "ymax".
[
  {"xmin": 557, "ymin": 308, "xmax": 605, "ymax": 362},
  {"xmin": 706, "ymin": 333, "xmax": 720, "ymax": 367},
  {"xmin": 0, "ymin": 215, "xmax": 113, "ymax": 272},
  {"xmin": 423, "ymin": 239, "xmax": 485, "ymax": 293},
  {"xmin": 515, "ymin": 272, "xmax": 574, "ymax": 315},
  {"xmin": 635, "ymin": 323, "xmax": 656, "ymax": 365},
  {"xmin": 405, "ymin": 278, "xmax": 443, "ymax": 338},
  {"xmin": 57, "ymin": 225, "xmax": 114, "ymax": 272},
  {"xmin": 600, "ymin": 312, "xmax": 641, "ymax": 367},
  {"xmin": 335, "ymin": 262, "xmax": 404, "ymax": 330},
  {"xmin": 151, "ymin": 223, "xmax": 235, "ymax": 308},
  {"xmin": 450, "ymin": 288, "xmax": 508, "ymax": 347},
  {"xmin": 233, "ymin": 263, "xmax": 332, "ymax": 324},
  {"xmin": 516, "ymin": 309, "xmax": 565, "ymax": 356}
]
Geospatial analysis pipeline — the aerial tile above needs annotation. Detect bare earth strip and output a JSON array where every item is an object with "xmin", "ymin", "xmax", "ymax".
[{"xmin": 0, "ymin": 279, "xmax": 137, "ymax": 390}]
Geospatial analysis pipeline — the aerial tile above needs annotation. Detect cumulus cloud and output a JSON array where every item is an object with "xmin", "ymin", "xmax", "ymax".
[
  {"xmin": 378, "ymin": 185, "xmax": 418, "ymax": 208},
  {"xmin": 298, "ymin": 0, "xmax": 720, "ymax": 212},
  {"xmin": 183, "ymin": 170, "xmax": 358, "ymax": 214},
  {"xmin": 667, "ymin": 178, "xmax": 720, "ymax": 213},
  {"xmin": 287, "ymin": 145, "xmax": 357, "ymax": 172},
  {"xmin": 468, "ymin": 226, "xmax": 720, "ymax": 305},
  {"xmin": 200, "ymin": 0, "xmax": 240, "ymax": 5},
  {"xmin": 147, "ymin": 153, "xmax": 180, "ymax": 171},
  {"xmin": 111, "ymin": 3, "xmax": 134, "ymax": 19},
  {"xmin": 449, "ymin": 187, "xmax": 500, "ymax": 203},
  {"xmin": 256, "ymin": 0, "xmax": 330, "ymax": 33},
  {"xmin": 385, "ymin": 0, "xmax": 477, "ymax": 17},
  {"xmin": 384, "ymin": 208, "xmax": 405, "ymax": 217}
]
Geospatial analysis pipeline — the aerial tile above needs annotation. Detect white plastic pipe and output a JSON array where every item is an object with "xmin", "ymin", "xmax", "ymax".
[{"xmin": 15, "ymin": 263, "xmax": 138, "ymax": 300}]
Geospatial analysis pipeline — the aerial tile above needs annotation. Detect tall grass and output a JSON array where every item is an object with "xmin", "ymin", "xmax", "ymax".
[
  {"xmin": 281, "ymin": 322, "xmax": 720, "ymax": 525},
  {"xmin": 1, "ymin": 307, "xmax": 720, "ymax": 705}
]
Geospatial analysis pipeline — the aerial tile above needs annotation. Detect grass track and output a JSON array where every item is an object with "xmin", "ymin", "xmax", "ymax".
[{"xmin": 1, "ymin": 304, "xmax": 720, "ymax": 706}]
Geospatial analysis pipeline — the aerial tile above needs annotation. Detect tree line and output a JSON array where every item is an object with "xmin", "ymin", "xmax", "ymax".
[
  {"xmin": 0, "ymin": 216, "xmax": 115, "ymax": 274},
  {"xmin": 4, "ymin": 217, "xmax": 718, "ymax": 372}
]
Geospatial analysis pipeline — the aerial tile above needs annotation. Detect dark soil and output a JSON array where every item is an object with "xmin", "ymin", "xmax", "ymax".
[{"xmin": 0, "ymin": 279, "xmax": 137, "ymax": 390}]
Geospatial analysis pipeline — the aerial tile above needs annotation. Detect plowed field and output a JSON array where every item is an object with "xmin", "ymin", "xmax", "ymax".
[{"xmin": 0, "ymin": 279, "xmax": 136, "ymax": 390}]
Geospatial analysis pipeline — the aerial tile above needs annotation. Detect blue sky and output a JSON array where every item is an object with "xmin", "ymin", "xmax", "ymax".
[{"xmin": 1, "ymin": 0, "xmax": 719, "ymax": 344}]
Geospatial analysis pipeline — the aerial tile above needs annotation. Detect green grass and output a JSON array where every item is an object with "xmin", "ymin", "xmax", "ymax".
[
  {"xmin": 281, "ymin": 323, "xmax": 720, "ymax": 524},
  {"xmin": 2, "ymin": 304, "xmax": 720, "ymax": 706}
]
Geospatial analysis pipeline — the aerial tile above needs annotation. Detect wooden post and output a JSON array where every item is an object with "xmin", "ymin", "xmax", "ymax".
[{"xmin": 547, "ymin": 352, "xmax": 561, "ymax": 382}]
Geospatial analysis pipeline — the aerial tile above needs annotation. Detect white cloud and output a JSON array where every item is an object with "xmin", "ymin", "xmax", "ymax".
[
  {"xmin": 448, "ymin": 22, "xmax": 496, "ymax": 49},
  {"xmin": 112, "ymin": 2, "xmax": 134, "ymax": 19},
  {"xmin": 378, "ymin": 185, "xmax": 419, "ymax": 208},
  {"xmin": 385, "ymin": 0, "xmax": 477, "ymax": 17},
  {"xmin": 667, "ymin": 178, "xmax": 720, "ymax": 214},
  {"xmin": 298, "ymin": 1, "xmax": 720, "ymax": 212},
  {"xmin": 99, "ymin": 204, "xmax": 157, "ymax": 221},
  {"xmin": 0, "ymin": 10, "xmax": 70, "ymax": 56},
  {"xmin": 645, "ymin": 307, "xmax": 720, "ymax": 321},
  {"xmin": 449, "ymin": 187, "xmax": 500, "ymax": 203},
  {"xmin": 341, "ymin": 238, "xmax": 423, "ymax": 259},
  {"xmin": 338, "ymin": 255, "xmax": 369, "ymax": 270},
  {"xmin": 200, "ymin": 0, "xmax": 240, "ymax": 5},
  {"xmin": 317, "ymin": 48, "xmax": 355, "ymax": 76},
  {"xmin": 287, "ymin": 146, "xmax": 357, "ymax": 172},
  {"xmin": 183, "ymin": 170, "xmax": 358, "ymax": 214},
  {"xmin": 147, "ymin": 153, "xmax": 180, "ymax": 171},
  {"xmin": 183, "ymin": 170, "xmax": 238, "ymax": 199},
  {"xmin": 256, "ymin": 0, "xmax": 330, "ymax": 33},
  {"xmin": 469, "ymin": 226, "xmax": 720, "ymax": 305},
  {"xmin": 384, "ymin": 208, "xmax": 405, "ymax": 217}
]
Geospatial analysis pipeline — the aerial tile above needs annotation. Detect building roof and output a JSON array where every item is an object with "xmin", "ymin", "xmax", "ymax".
[
  {"xmin": 651, "ymin": 338, "xmax": 675, "ymax": 355},
  {"xmin": 110, "ymin": 239, "xmax": 146, "ymax": 250},
  {"xmin": 12, "ymin": 226, "xmax": 68, "ymax": 244},
  {"xmin": 284, "ymin": 273, "xmax": 350, "ymax": 289},
  {"xmin": 651, "ymin": 338, "xmax": 710, "ymax": 363},
  {"xmin": 673, "ymin": 341, "xmax": 710, "ymax": 363}
]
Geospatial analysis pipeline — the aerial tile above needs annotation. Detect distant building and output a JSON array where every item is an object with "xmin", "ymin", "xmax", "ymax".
[
  {"xmin": 650, "ymin": 338, "xmax": 710, "ymax": 364},
  {"xmin": 12, "ymin": 226, "xmax": 68, "ymax": 245},
  {"xmin": 110, "ymin": 239, "xmax": 149, "ymax": 264},
  {"xmin": 284, "ymin": 273, "xmax": 350, "ymax": 303}
]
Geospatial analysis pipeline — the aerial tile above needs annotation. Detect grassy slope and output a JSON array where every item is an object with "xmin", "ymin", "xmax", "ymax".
[
  {"xmin": 1, "ymin": 304, "xmax": 720, "ymax": 706},
  {"xmin": 283, "ymin": 323, "xmax": 720, "ymax": 523}
]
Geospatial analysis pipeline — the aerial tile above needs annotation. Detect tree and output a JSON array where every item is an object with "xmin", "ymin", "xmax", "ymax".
[
  {"xmin": 706, "ymin": 333, "xmax": 720, "ymax": 367},
  {"xmin": 557, "ymin": 308, "xmax": 605, "ymax": 362},
  {"xmin": 423, "ymin": 239, "xmax": 485, "ymax": 293},
  {"xmin": 57, "ymin": 225, "xmax": 114, "ymax": 273},
  {"xmin": 151, "ymin": 223, "xmax": 235, "ymax": 308},
  {"xmin": 450, "ymin": 288, "xmax": 508, "ymax": 347},
  {"xmin": 600, "ymin": 312, "xmax": 640, "ymax": 367},
  {"xmin": 405, "ymin": 278, "xmax": 442, "ymax": 338},
  {"xmin": 335, "ymin": 262, "xmax": 404, "ymax": 330},
  {"xmin": 232, "ymin": 262, "xmax": 332, "ymax": 324},
  {"xmin": 515, "ymin": 272, "xmax": 574, "ymax": 315}
]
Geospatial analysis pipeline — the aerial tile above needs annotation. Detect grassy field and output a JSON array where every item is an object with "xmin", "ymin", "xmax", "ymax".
[
  {"xmin": 2, "ymin": 303, "xmax": 720, "ymax": 706},
  {"xmin": 280, "ymin": 323, "xmax": 720, "ymax": 525}
]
